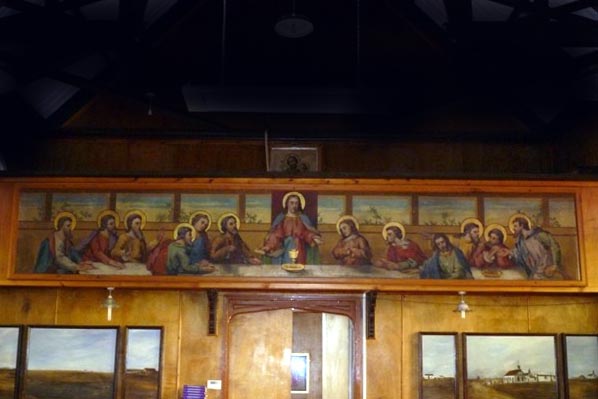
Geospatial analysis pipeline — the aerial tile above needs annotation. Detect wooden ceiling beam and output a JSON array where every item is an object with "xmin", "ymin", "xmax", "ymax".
[
  {"xmin": 549, "ymin": 0, "xmax": 598, "ymax": 15},
  {"xmin": 0, "ymin": 0, "xmax": 45, "ymax": 13},
  {"xmin": 467, "ymin": 20, "xmax": 598, "ymax": 47},
  {"xmin": 382, "ymin": 0, "xmax": 454, "ymax": 52},
  {"xmin": 58, "ymin": 0, "xmax": 106, "ymax": 12},
  {"xmin": 444, "ymin": 0, "xmax": 473, "ymax": 24},
  {"xmin": 140, "ymin": 0, "xmax": 210, "ymax": 47},
  {"xmin": 443, "ymin": 0, "xmax": 473, "ymax": 38}
]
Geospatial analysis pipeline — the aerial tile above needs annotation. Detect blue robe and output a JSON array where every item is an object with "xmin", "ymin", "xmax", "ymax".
[
  {"xmin": 33, "ymin": 234, "xmax": 78, "ymax": 274},
  {"xmin": 189, "ymin": 232, "xmax": 210, "ymax": 264},
  {"xmin": 420, "ymin": 247, "xmax": 473, "ymax": 279}
]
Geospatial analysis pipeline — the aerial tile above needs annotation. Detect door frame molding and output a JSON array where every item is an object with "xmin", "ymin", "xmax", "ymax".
[{"xmin": 221, "ymin": 291, "xmax": 364, "ymax": 399}]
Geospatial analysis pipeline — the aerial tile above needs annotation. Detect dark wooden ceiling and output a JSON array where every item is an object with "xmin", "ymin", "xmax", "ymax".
[{"xmin": 0, "ymin": 0, "xmax": 597, "ymax": 142}]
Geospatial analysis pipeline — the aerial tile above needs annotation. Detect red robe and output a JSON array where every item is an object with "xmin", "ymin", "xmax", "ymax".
[
  {"xmin": 263, "ymin": 214, "xmax": 319, "ymax": 264},
  {"xmin": 472, "ymin": 242, "xmax": 516, "ymax": 269},
  {"xmin": 81, "ymin": 231, "xmax": 116, "ymax": 264},
  {"xmin": 386, "ymin": 240, "xmax": 427, "ymax": 266}
]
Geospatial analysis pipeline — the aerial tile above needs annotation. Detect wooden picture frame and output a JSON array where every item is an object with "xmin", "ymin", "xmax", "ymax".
[
  {"xmin": 269, "ymin": 145, "xmax": 321, "ymax": 173},
  {"xmin": 463, "ymin": 333, "xmax": 560, "ymax": 399},
  {"xmin": 0, "ymin": 326, "xmax": 22, "ymax": 399},
  {"xmin": 124, "ymin": 327, "xmax": 163, "ymax": 399},
  {"xmin": 23, "ymin": 326, "xmax": 119, "ymax": 399},
  {"xmin": 419, "ymin": 332, "xmax": 458, "ymax": 399},
  {"xmin": 2, "ymin": 176, "xmax": 588, "ymax": 291},
  {"xmin": 562, "ymin": 334, "xmax": 598, "ymax": 399}
]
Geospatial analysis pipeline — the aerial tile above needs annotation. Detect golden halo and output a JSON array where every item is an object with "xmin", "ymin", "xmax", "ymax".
[
  {"xmin": 508, "ymin": 213, "xmax": 533, "ymax": 234},
  {"xmin": 217, "ymin": 212, "xmax": 241, "ymax": 233},
  {"xmin": 460, "ymin": 217, "xmax": 484, "ymax": 236},
  {"xmin": 336, "ymin": 215, "xmax": 359, "ymax": 235},
  {"xmin": 53, "ymin": 211, "xmax": 77, "ymax": 231},
  {"xmin": 123, "ymin": 209, "xmax": 147, "ymax": 230},
  {"xmin": 282, "ymin": 191, "xmax": 306, "ymax": 209},
  {"xmin": 96, "ymin": 210, "xmax": 120, "ymax": 228},
  {"xmin": 173, "ymin": 222, "xmax": 197, "ymax": 240},
  {"xmin": 382, "ymin": 222, "xmax": 406, "ymax": 241},
  {"xmin": 189, "ymin": 210, "xmax": 212, "ymax": 232},
  {"xmin": 484, "ymin": 223, "xmax": 508, "ymax": 242}
]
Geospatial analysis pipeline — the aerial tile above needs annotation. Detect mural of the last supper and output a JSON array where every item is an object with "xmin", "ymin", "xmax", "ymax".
[{"xmin": 15, "ymin": 188, "xmax": 580, "ymax": 281}]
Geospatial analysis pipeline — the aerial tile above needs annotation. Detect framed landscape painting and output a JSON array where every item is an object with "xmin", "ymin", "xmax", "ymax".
[
  {"xmin": 124, "ymin": 327, "xmax": 163, "ymax": 399},
  {"xmin": 0, "ymin": 326, "xmax": 21, "ymax": 399},
  {"xmin": 463, "ymin": 333, "xmax": 559, "ymax": 399},
  {"xmin": 419, "ymin": 333, "xmax": 458, "ymax": 399},
  {"xmin": 563, "ymin": 334, "xmax": 598, "ymax": 399},
  {"xmin": 23, "ymin": 327, "xmax": 118, "ymax": 399}
]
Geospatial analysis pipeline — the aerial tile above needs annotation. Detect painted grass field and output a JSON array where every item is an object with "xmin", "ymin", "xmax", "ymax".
[
  {"xmin": 0, "ymin": 369, "xmax": 160, "ymax": 399},
  {"xmin": 421, "ymin": 378, "xmax": 455, "ymax": 399},
  {"xmin": 0, "ymin": 368, "xmax": 16, "ymax": 399},
  {"xmin": 467, "ymin": 380, "xmax": 557, "ymax": 399},
  {"xmin": 568, "ymin": 378, "xmax": 598, "ymax": 399},
  {"xmin": 123, "ymin": 370, "xmax": 160, "ymax": 399},
  {"xmin": 23, "ymin": 370, "xmax": 114, "ymax": 399}
]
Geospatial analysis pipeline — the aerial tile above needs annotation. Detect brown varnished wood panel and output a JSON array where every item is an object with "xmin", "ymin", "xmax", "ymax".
[
  {"xmin": 527, "ymin": 295, "xmax": 598, "ymax": 333},
  {"xmin": 178, "ymin": 291, "xmax": 223, "ymax": 399},
  {"xmin": 24, "ymin": 136, "xmax": 557, "ymax": 175},
  {"xmin": 228, "ymin": 309, "xmax": 293, "ymax": 399},
  {"xmin": 366, "ymin": 293, "xmax": 403, "ymax": 399},
  {"xmin": 0, "ymin": 288, "xmax": 596, "ymax": 399},
  {"xmin": 0, "ymin": 287, "xmax": 58, "ymax": 324}
]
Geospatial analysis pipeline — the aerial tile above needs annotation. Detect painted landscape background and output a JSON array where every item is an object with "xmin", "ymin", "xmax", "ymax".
[
  {"xmin": 123, "ymin": 369, "xmax": 159, "ymax": 399},
  {"xmin": 24, "ymin": 370, "xmax": 113, "ymax": 399},
  {"xmin": 568, "ymin": 379, "xmax": 598, "ymax": 399},
  {"xmin": 421, "ymin": 378, "xmax": 455, "ymax": 399},
  {"xmin": 24, "ymin": 328, "xmax": 116, "ymax": 399},
  {"xmin": 466, "ymin": 380, "xmax": 557, "ymax": 399},
  {"xmin": 421, "ymin": 334, "xmax": 456, "ymax": 399},
  {"xmin": 465, "ymin": 335, "xmax": 558, "ymax": 399},
  {"xmin": 0, "ymin": 368, "xmax": 15, "ymax": 399},
  {"xmin": 124, "ymin": 329, "xmax": 161, "ymax": 399},
  {"xmin": 565, "ymin": 335, "xmax": 598, "ymax": 399}
]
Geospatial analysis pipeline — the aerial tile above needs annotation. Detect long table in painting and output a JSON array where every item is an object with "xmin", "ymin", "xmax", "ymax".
[{"xmin": 80, "ymin": 262, "xmax": 530, "ymax": 280}]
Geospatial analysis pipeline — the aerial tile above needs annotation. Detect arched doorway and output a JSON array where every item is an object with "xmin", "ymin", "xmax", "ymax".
[{"xmin": 222, "ymin": 292, "xmax": 364, "ymax": 399}]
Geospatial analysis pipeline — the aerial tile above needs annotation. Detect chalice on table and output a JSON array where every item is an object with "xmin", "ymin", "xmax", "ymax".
[{"xmin": 282, "ymin": 248, "xmax": 304, "ymax": 272}]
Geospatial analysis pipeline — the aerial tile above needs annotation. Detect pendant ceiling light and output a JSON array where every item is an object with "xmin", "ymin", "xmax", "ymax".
[
  {"xmin": 102, "ymin": 287, "xmax": 118, "ymax": 321},
  {"xmin": 274, "ymin": 0, "xmax": 313, "ymax": 38},
  {"xmin": 454, "ymin": 291, "xmax": 471, "ymax": 319}
]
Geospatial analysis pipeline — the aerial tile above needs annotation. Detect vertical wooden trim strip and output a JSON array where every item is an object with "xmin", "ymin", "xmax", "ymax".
[
  {"xmin": 207, "ymin": 289, "xmax": 218, "ymax": 336},
  {"xmin": 366, "ymin": 291, "xmax": 377, "ymax": 339}
]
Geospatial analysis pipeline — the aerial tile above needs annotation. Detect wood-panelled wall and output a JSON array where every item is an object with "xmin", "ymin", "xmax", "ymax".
[
  {"xmin": 2, "ymin": 95, "xmax": 598, "ymax": 398},
  {"xmin": 14, "ymin": 94, "xmax": 598, "ymax": 177},
  {"xmin": 19, "ymin": 136, "xmax": 560, "ymax": 176},
  {"xmin": 0, "ymin": 288, "xmax": 596, "ymax": 399}
]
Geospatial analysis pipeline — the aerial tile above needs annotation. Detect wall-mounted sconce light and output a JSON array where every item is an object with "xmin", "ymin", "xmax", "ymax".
[
  {"xmin": 454, "ymin": 291, "xmax": 471, "ymax": 319},
  {"xmin": 103, "ymin": 287, "xmax": 118, "ymax": 321},
  {"xmin": 146, "ymin": 92, "xmax": 155, "ymax": 116}
]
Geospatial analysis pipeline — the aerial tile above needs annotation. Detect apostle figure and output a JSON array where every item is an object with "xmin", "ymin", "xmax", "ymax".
[
  {"xmin": 260, "ymin": 191, "xmax": 323, "ymax": 265},
  {"xmin": 331, "ymin": 215, "xmax": 372, "ymax": 266}
]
